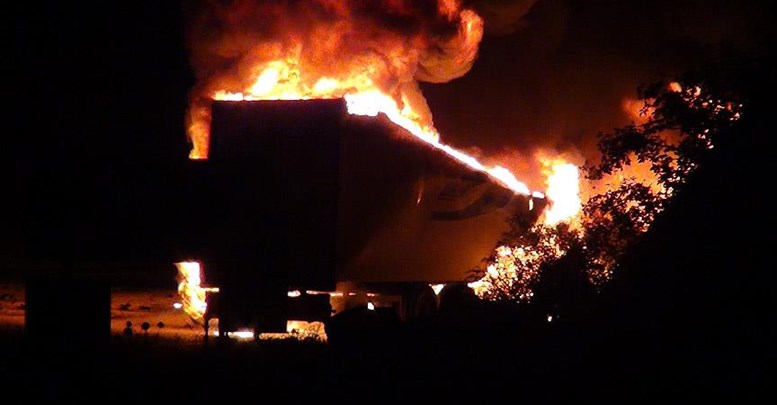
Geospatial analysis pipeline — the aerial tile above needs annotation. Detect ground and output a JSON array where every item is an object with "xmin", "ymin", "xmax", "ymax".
[
  {"xmin": 0, "ymin": 279, "xmax": 477, "ymax": 401},
  {"xmin": 0, "ymin": 275, "xmax": 769, "ymax": 402},
  {"xmin": 0, "ymin": 281, "xmax": 206, "ymax": 343},
  {"xmin": 0, "ymin": 279, "xmax": 338, "ymax": 401}
]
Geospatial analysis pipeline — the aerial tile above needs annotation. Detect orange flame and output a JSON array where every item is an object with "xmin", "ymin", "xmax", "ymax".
[
  {"xmin": 257, "ymin": 320, "xmax": 328, "ymax": 342},
  {"xmin": 469, "ymin": 159, "xmax": 581, "ymax": 301},
  {"xmin": 183, "ymin": 1, "xmax": 597, "ymax": 306},
  {"xmin": 175, "ymin": 261, "xmax": 218, "ymax": 324},
  {"xmin": 184, "ymin": 1, "xmax": 536, "ymax": 195},
  {"xmin": 542, "ymin": 159, "xmax": 581, "ymax": 226}
]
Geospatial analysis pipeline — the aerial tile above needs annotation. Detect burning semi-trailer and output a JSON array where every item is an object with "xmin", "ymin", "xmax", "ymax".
[{"xmin": 177, "ymin": 98, "xmax": 545, "ymax": 339}]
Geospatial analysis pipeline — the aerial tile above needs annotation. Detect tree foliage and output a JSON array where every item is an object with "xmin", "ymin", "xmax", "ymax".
[
  {"xmin": 580, "ymin": 73, "xmax": 743, "ymax": 280},
  {"xmin": 471, "ymin": 67, "xmax": 744, "ymax": 308},
  {"xmin": 586, "ymin": 73, "xmax": 743, "ymax": 194}
]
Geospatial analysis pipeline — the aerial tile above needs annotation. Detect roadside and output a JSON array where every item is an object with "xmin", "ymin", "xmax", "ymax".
[{"xmin": 0, "ymin": 281, "xmax": 205, "ymax": 342}]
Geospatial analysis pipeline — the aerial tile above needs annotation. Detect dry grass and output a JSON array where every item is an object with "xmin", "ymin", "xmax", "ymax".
[{"xmin": 0, "ymin": 282, "xmax": 206, "ymax": 342}]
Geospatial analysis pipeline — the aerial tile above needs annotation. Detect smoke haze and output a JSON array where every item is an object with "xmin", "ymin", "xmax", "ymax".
[
  {"xmin": 423, "ymin": 0, "xmax": 773, "ymax": 189},
  {"xmin": 4, "ymin": 0, "xmax": 774, "ymax": 264}
]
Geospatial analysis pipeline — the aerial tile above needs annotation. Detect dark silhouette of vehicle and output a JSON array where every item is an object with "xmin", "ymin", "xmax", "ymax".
[{"xmin": 176, "ymin": 99, "xmax": 546, "ymax": 338}]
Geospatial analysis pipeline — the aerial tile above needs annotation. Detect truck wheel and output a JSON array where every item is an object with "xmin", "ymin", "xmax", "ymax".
[
  {"xmin": 438, "ymin": 283, "xmax": 477, "ymax": 318},
  {"xmin": 403, "ymin": 284, "xmax": 438, "ymax": 322}
]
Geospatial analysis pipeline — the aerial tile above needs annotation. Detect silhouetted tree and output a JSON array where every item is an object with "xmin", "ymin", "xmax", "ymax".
[
  {"xmin": 141, "ymin": 321, "xmax": 151, "ymax": 336},
  {"xmin": 530, "ymin": 243, "xmax": 597, "ymax": 325},
  {"xmin": 580, "ymin": 70, "xmax": 743, "ymax": 282},
  {"xmin": 472, "ymin": 63, "xmax": 745, "ymax": 310}
]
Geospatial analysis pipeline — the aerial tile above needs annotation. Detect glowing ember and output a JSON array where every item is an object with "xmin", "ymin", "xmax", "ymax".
[
  {"xmin": 175, "ymin": 261, "xmax": 218, "ymax": 324},
  {"xmin": 228, "ymin": 330, "xmax": 255, "ymax": 340},
  {"xmin": 258, "ymin": 321, "xmax": 328, "ymax": 342}
]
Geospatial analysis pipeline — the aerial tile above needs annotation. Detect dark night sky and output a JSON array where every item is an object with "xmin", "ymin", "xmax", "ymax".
[
  {"xmin": 426, "ymin": 0, "xmax": 776, "ymax": 174},
  {"xmin": 3, "ymin": 1, "xmax": 775, "ymax": 267},
  {"xmin": 3, "ymin": 1, "xmax": 776, "ymax": 397}
]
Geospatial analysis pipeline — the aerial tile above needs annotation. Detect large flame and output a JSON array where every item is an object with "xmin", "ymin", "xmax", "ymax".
[
  {"xmin": 469, "ymin": 160, "xmax": 580, "ymax": 300},
  {"xmin": 541, "ymin": 158, "xmax": 582, "ymax": 226},
  {"xmin": 184, "ymin": 0, "xmax": 536, "ymax": 195},
  {"xmin": 175, "ymin": 261, "xmax": 218, "ymax": 324},
  {"xmin": 183, "ymin": 1, "xmax": 595, "ymax": 310}
]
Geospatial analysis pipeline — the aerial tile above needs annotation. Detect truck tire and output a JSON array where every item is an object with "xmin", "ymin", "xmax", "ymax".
[
  {"xmin": 402, "ymin": 284, "xmax": 438, "ymax": 322},
  {"xmin": 438, "ymin": 283, "xmax": 478, "ymax": 319}
]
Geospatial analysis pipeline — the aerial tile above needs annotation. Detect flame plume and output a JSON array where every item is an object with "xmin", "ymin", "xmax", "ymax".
[
  {"xmin": 183, "ymin": 0, "xmax": 532, "ymax": 194},
  {"xmin": 182, "ymin": 1, "xmax": 598, "ymax": 307},
  {"xmin": 175, "ymin": 261, "xmax": 218, "ymax": 324}
]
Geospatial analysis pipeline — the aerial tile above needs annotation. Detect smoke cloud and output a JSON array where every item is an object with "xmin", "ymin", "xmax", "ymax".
[
  {"xmin": 182, "ymin": 0, "xmax": 772, "ymax": 189},
  {"xmin": 421, "ymin": 0, "xmax": 772, "ymax": 190},
  {"xmin": 182, "ymin": 0, "xmax": 488, "ymax": 158},
  {"xmin": 466, "ymin": 0, "xmax": 539, "ymax": 36},
  {"xmin": 184, "ymin": 0, "xmax": 482, "ymax": 84}
]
